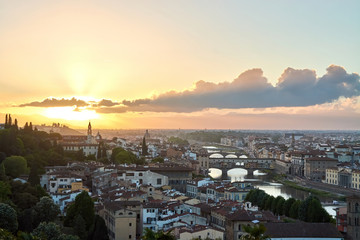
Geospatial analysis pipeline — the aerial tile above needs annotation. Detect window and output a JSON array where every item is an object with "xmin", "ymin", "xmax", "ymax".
[
  {"xmin": 129, "ymin": 223, "xmax": 132, "ymax": 226},
  {"xmin": 157, "ymin": 178, "xmax": 162, "ymax": 185},
  {"xmin": 129, "ymin": 235, "xmax": 132, "ymax": 239}
]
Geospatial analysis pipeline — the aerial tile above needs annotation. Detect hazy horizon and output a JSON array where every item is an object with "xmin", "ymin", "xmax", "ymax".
[{"xmin": 1, "ymin": 0, "xmax": 359, "ymax": 130}]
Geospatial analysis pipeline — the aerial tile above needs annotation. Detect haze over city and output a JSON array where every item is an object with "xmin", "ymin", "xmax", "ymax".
[{"xmin": 0, "ymin": 0, "xmax": 359, "ymax": 129}]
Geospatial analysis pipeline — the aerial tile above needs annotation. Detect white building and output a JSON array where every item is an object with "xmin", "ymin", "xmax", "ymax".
[{"xmin": 117, "ymin": 170, "xmax": 168, "ymax": 188}]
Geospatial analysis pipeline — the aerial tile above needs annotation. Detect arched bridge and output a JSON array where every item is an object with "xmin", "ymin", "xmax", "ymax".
[{"xmin": 199, "ymin": 152, "xmax": 275, "ymax": 179}]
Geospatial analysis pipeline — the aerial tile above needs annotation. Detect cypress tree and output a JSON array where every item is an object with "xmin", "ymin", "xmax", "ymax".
[
  {"xmin": 29, "ymin": 122, "xmax": 33, "ymax": 131},
  {"xmin": 14, "ymin": 119, "xmax": 18, "ymax": 130},
  {"xmin": 5, "ymin": 114, "xmax": 8, "ymax": 128},
  {"xmin": 97, "ymin": 144, "xmax": 102, "ymax": 159},
  {"xmin": 142, "ymin": 137, "xmax": 148, "ymax": 156},
  {"xmin": 8, "ymin": 115, "xmax": 12, "ymax": 126}
]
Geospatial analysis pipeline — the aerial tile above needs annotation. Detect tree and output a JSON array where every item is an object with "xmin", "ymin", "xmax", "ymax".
[
  {"xmin": 32, "ymin": 222, "xmax": 62, "ymax": 240},
  {"xmin": 0, "ymin": 228, "xmax": 16, "ymax": 240},
  {"xmin": 87, "ymin": 215, "xmax": 109, "ymax": 240},
  {"xmin": 264, "ymin": 196, "xmax": 274, "ymax": 211},
  {"xmin": 142, "ymin": 228, "xmax": 176, "ymax": 240},
  {"xmin": 241, "ymin": 224, "xmax": 269, "ymax": 240},
  {"xmin": 151, "ymin": 157, "xmax": 164, "ymax": 163},
  {"xmin": 142, "ymin": 137, "xmax": 148, "ymax": 156},
  {"xmin": 73, "ymin": 215, "xmax": 87, "ymax": 240},
  {"xmin": 13, "ymin": 119, "xmax": 18, "ymax": 130},
  {"xmin": 306, "ymin": 197, "xmax": 331, "ymax": 222},
  {"xmin": 5, "ymin": 114, "xmax": 8, "ymax": 129},
  {"xmin": 2, "ymin": 156, "xmax": 28, "ymax": 178},
  {"xmin": 289, "ymin": 200, "xmax": 301, "ymax": 219},
  {"xmin": 283, "ymin": 198, "xmax": 296, "ymax": 217},
  {"xmin": 276, "ymin": 197, "xmax": 285, "ymax": 216},
  {"xmin": 0, "ymin": 152, "xmax": 6, "ymax": 164},
  {"xmin": 260, "ymin": 195, "xmax": 269, "ymax": 210},
  {"xmin": 142, "ymin": 228, "xmax": 156, "ymax": 240},
  {"xmin": 65, "ymin": 191, "xmax": 94, "ymax": 230},
  {"xmin": 0, "ymin": 181, "xmax": 11, "ymax": 202},
  {"xmin": 0, "ymin": 164, "xmax": 7, "ymax": 181},
  {"xmin": 271, "ymin": 196, "xmax": 284, "ymax": 214},
  {"xmin": 28, "ymin": 164, "xmax": 40, "ymax": 186},
  {"xmin": 33, "ymin": 197, "xmax": 60, "ymax": 224},
  {"xmin": 0, "ymin": 203, "xmax": 18, "ymax": 233}
]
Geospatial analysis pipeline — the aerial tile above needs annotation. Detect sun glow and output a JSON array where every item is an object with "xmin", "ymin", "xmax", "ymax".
[{"xmin": 43, "ymin": 107, "xmax": 99, "ymax": 121}]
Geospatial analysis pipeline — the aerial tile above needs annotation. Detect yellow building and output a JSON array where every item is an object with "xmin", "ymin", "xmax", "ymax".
[
  {"xmin": 104, "ymin": 201, "xmax": 142, "ymax": 240},
  {"xmin": 352, "ymin": 170, "xmax": 360, "ymax": 190},
  {"xmin": 56, "ymin": 179, "xmax": 89, "ymax": 193},
  {"xmin": 176, "ymin": 225, "xmax": 224, "ymax": 240},
  {"xmin": 326, "ymin": 167, "xmax": 339, "ymax": 185}
]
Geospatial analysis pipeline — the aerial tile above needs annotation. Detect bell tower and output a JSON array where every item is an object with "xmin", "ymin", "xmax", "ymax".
[{"xmin": 87, "ymin": 121, "xmax": 92, "ymax": 136}]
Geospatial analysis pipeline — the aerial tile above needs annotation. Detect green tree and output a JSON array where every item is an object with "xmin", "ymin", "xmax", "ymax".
[
  {"xmin": 142, "ymin": 137, "xmax": 148, "ymax": 156},
  {"xmin": 271, "ymin": 196, "xmax": 284, "ymax": 214},
  {"xmin": 0, "ymin": 203, "xmax": 18, "ymax": 233},
  {"xmin": 65, "ymin": 191, "xmax": 94, "ymax": 230},
  {"xmin": 264, "ymin": 196, "xmax": 274, "ymax": 211},
  {"xmin": 0, "ymin": 181, "xmax": 11, "ymax": 202},
  {"xmin": 142, "ymin": 228, "xmax": 176, "ymax": 240},
  {"xmin": 87, "ymin": 215, "xmax": 109, "ymax": 240},
  {"xmin": 32, "ymin": 222, "xmax": 62, "ymax": 240},
  {"xmin": 142, "ymin": 228, "xmax": 156, "ymax": 240},
  {"xmin": 28, "ymin": 164, "xmax": 40, "ymax": 186},
  {"xmin": 0, "ymin": 228, "xmax": 16, "ymax": 240},
  {"xmin": 260, "ymin": 195, "xmax": 269, "ymax": 210},
  {"xmin": 33, "ymin": 197, "xmax": 60, "ymax": 224},
  {"xmin": 306, "ymin": 197, "xmax": 331, "ymax": 222},
  {"xmin": 276, "ymin": 197, "xmax": 285, "ymax": 215},
  {"xmin": 168, "ymin": 137, "xmax": 189, "ymax": 146},
  {"xmin": 2, "ymin": 156, "xmax": 28, "ymax": 178},
  {"xmin": 241, "ymin": 224, "xmax": 269, "ymax": 240},
  {"xmin": 283, "ymin": 198, "xmax": 296, "ymax": 217},
  {"xmin": 151, "ymin": 157, "xmax": 164, "ymax": 163},
  {"xmin": 289, "ymin": 200, "xmax": 301, "ymax": 219},
  {"xmin": 73, "ymin": 215, "xmax": 87, "ymax": 240},
  {"xmin": 0, "ymin": 164, "xmax": 6, "ymax": 181}
]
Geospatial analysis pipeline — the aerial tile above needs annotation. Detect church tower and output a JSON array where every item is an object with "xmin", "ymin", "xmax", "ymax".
[
  {"xmin": 87, "ymin": 121, "xmax": 93, "ymax": 143},
  {"xmin": 88, "ymin": 122, "xmax": 92, "ymax": 136}
]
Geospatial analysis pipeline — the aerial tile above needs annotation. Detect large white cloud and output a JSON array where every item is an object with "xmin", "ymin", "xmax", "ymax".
[{"xmin": 95, "ymin": 65, "xmax": 360, "ymax": 113}]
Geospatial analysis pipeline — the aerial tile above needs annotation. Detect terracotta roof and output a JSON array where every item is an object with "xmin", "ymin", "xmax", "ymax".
[
  {"xmin": 306, "ymin": 157, "xmax": 338, "ymax": 161},
  {"xmin": 104, "ymin": 201, "xmax": 141, "ymax": 211}
]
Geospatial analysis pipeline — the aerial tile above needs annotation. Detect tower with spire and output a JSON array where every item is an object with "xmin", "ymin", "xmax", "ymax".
[{"xmin": 87, "ymin": 121, "xmax": 93, "ymax": 143}]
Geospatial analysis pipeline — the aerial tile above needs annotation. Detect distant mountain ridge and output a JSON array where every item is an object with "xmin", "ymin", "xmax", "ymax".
[{"xmin": 35, "ymin": 125, "xmax": 84, "ymax": 136}]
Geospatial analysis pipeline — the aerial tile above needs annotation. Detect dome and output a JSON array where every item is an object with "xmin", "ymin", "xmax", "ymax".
[
  {"xmin": 225, "ymin": 154, "xmax": 238, "ymax": 158},
  {"xmin": 239, "ymin": 155, "xmax": 248, "ymax": 158}
]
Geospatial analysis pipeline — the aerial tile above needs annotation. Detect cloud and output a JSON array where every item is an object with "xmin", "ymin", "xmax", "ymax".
[
  {"xmin": 94, "ymin": 99, "xmax": 120, "ymax": 107},
  {"xmin": 17, "ymin": 65, "xmax": 360, "ymax": 114},
  {"xmin": 19, "ymin": 97, "xmax": 88, "ymax": 107},
  {"xmin": 96, "ymin": 65, "xmax": 360, "ymax": 113}
]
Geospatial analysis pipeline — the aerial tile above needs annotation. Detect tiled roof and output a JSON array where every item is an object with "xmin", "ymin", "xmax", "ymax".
[{"xmin": 104, "ymin": 201, "xmax": 141, "ymax": 211}]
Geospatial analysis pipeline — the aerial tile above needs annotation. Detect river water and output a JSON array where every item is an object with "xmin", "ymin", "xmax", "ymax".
[{"xmin": 208, "ymin": 168, "xmax": 341, "ymax": 217}]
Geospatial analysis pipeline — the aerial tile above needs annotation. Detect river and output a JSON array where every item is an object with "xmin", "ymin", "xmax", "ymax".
[{"xmin": 208, "ymin": 168, "xmax": 342, "ymax": 217}]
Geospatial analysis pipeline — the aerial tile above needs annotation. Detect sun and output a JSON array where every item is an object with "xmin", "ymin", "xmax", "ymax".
[{"xmin": 43, "ymin": 107, "xmax": 99, "ymax": 121}]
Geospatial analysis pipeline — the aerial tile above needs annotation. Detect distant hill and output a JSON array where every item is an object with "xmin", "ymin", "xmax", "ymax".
[{"xmin": 35, "ymin": 125, "xmax": 84, "ymax": 136}]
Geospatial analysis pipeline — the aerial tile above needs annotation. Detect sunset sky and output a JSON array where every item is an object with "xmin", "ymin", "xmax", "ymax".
[{"xmin": 1, "ymin": 0, "xmax": 359, "ymax": 129}]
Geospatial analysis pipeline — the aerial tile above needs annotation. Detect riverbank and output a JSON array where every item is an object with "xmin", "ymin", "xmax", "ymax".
[{"xmin": 264, "ymin": 170, "xmax": 346, "ymax": 201}]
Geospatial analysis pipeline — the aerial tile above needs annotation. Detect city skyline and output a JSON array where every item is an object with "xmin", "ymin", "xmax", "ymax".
[{"xmin": 1, "ymin": 0, "xmax": 359, "ymax": 129}]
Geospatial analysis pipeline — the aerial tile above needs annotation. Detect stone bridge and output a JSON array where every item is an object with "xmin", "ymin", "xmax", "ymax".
[{"xmin": 199, "ymin": 152, "xmax": 275, "ymax": 179}]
